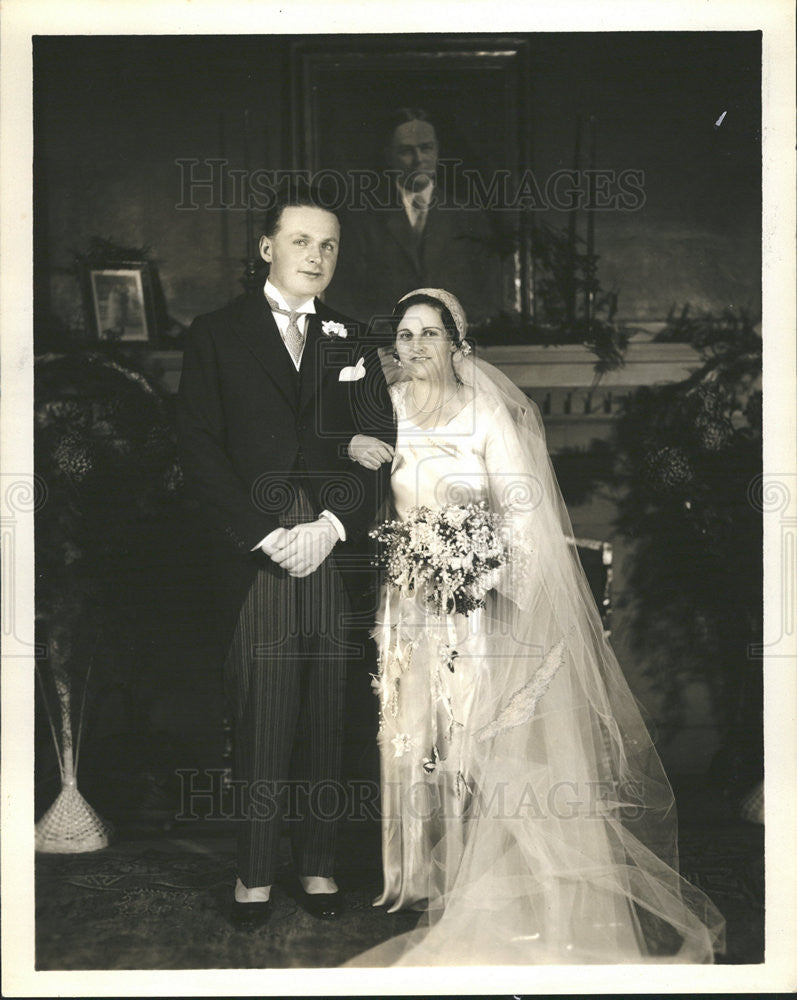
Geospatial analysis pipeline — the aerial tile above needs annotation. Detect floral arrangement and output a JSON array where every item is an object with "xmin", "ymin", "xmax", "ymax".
[{"xmin": 370, "ymin": 501, "xmax": 507, "ymax": 616}]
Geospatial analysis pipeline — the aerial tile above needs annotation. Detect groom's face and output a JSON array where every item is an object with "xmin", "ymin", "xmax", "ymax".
[{"xmin": 259, "ymin": 205, "xmax": 340, "ymax": 307}]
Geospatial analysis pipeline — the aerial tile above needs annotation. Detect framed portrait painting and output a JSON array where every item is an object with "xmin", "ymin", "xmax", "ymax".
[
  {"xmin": 290, "ymin": 36, "xmax": 534, "ymax": 323},
  {"xmin": 290, "ymin": 36, "xmax": 532, "ymax": 176}
]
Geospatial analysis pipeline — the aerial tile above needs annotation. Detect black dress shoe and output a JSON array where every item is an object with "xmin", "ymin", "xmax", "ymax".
[
  {"xmin": 230, "ymin": 899, "xmax": 272, "ymax": 929},
  {"xmin": 297, "ymin": 889, "xmax": 344, "ymax": 919}
]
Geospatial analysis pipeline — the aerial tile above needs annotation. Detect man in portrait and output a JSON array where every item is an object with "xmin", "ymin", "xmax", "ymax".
[{"xmin": 327, "ymin": 107, "xmax": 505, "ymax": 328}]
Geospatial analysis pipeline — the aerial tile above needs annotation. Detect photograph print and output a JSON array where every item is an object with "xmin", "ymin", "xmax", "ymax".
[
  {"xmin": 11, "ymin": 9, "xmax": 790, "ymax": 993},
  {"xmin": 85, "ymin": 264, "xmax": 155, "ymax": 342}
]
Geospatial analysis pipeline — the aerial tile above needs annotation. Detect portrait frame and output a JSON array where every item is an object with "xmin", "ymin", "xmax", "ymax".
[
  {"xmin": 290, "ymin": 35, "xmax": 533, "ymax": 171},
  {"xmin": 81, "ymin": 261, "xmax": 157, "ymax": 343},
  {"xmin": 290, "ymin": 35, "xmax": 535, "ymax": 318}
]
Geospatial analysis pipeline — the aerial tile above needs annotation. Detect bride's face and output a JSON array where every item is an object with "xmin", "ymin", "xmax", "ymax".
[{"xmin": 395, "ymin": 303, "xmax": 456, "ymax": 383}]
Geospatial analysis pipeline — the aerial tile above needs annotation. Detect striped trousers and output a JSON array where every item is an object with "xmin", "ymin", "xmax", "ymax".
[{"xmin": 224, "ymin": 483, "xmax": 352, "ymax": 888}]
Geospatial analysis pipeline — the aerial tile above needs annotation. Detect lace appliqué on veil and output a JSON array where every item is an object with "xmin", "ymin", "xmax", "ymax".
[
  {"xmin": 475, "ymin": 637, "xmax": 566, "ymax": 743},
  {"xmin": 391, "ymin": 733, "xmax": 415, "ymax": 758},
  {"xmin": 388, "ymin": 381, "xmax": 410, "ymax": 420}
]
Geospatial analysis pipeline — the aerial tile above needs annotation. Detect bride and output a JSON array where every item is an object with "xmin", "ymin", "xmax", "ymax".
[{"xmin": 348, "ymin": 288, "xmax": 725, "ymax": 965}]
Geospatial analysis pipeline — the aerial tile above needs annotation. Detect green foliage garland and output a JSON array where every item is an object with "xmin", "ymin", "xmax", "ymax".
[{"xmin": 611, "ymin": 316, "xmax": 762, "ymax": 793}]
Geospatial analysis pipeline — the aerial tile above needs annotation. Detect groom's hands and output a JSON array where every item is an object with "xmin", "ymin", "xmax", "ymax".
[{"xmin": 262, "ymin": 518, "xmax": 339, "ymax": 577}]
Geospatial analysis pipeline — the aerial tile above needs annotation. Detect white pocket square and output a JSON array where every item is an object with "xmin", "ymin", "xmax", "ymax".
[{"xmin": 338, "ymin": 357, "xmax": 366, "ymax": 382}]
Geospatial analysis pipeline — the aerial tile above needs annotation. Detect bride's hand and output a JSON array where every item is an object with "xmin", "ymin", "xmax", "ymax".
[{"xmin": 348, "ymin": 434, "xmax": 394, "ymax": 470}]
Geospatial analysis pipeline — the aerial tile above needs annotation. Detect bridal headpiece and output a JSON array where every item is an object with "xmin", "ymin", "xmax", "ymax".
[{"xmin": 395, "ymin": 287, "xmax": 471, "ymax": 354}]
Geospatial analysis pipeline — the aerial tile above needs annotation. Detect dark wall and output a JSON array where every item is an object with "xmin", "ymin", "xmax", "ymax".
[
  {"xmin": 530, "ymin": 33, "xmax": 761, "ymax": 321},
  {"xmin": 35, "ymin": 36, "xmax": 288, "ymax": 333},
  {"xmin": 35, "ymin": 32, "xmax": 760, "ymax": 335}
]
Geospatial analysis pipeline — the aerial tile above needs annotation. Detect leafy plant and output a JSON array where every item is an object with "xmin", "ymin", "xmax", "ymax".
[
  {"xmin": 472, "ymin": 220, "xmax": 628, "ymax": 372},
  {"xmin": 74, "ymin": 237, "xmax": 153, "ymax": 266},
  {"xmin": 35, "ymin": 350, "xmax": 184, "ymax": 800},
  {"xmin": 654, "ymin": 302, "xmax": 759, "ymax": 350},
  {"xmin": 610, "ymin": 318, "xmax": 762, "ymax": 795}
]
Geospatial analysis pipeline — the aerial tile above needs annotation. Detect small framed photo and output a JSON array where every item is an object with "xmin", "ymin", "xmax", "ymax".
[{"xmin": 82, "ymin": 261, "xmax": 156, "ymax": 342}]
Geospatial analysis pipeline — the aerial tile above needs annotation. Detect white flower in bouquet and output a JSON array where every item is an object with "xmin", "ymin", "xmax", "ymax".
[{"xmin": 370, "ymin": 501, "xmax": 509, "ymax": 616}]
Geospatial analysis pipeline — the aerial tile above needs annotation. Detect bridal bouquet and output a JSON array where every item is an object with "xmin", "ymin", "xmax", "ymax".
[{"xmin": 370, "ymin": 501, "xmax": 507, "ymax": 615}]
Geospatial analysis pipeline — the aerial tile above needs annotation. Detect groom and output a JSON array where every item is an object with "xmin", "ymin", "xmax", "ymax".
[{"xmin": 177, "ymin": 183, "xmax": 394, "ymax": 926}]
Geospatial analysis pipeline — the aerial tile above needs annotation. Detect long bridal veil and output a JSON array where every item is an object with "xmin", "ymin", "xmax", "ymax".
[{"xmin": 351, "ymin": 351, "xmax": 726, "ymax": 966}]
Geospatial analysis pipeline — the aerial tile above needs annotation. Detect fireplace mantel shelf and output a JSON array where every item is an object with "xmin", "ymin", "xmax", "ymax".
[{"xmin": 144, "ymin": 341, "xmax": 701, "ymax": 395}]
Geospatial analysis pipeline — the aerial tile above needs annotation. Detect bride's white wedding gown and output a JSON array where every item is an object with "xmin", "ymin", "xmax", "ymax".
[{"xmin": 360, "ymin": 377, "xmax": 725, "ymax": 966}]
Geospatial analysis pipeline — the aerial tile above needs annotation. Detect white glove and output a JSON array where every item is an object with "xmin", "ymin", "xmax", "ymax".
[
  {"xmin": 268, "ymin": 518, "xmax": 338, "ymax": 577},
  {"xmin": 259, "ymin": 526, "xmax": 291, "ymax": 557}
]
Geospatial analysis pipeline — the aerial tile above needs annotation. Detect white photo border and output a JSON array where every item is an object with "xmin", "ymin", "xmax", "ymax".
[{"xmin": 2, "ymin": 0, "xmax": 794, "ymax": 996}]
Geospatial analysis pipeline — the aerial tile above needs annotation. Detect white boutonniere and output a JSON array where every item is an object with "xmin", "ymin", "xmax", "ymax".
[{"xmin": 321, "ymin": 320, "xmax": 348, "ymax": 339}]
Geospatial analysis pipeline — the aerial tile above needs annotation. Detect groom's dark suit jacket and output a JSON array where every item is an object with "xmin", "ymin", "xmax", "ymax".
[{"xmin": 177, "ymin": 291, "xmax": 395, "ymax": 658}]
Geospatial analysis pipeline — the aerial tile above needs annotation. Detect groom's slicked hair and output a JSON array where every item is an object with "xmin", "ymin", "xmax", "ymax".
[
  {"xmin": 262, "ymin": 179, "xmax": 341, "ymax": 237},
  {"xmin": 392, "ymin": 293, "xmax": 460, "ymax": 344}
]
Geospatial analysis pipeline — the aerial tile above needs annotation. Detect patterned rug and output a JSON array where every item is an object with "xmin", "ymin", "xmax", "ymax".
[{"xmin": 35, "ymin": 817, "xmax": 763, "ymax": 970}]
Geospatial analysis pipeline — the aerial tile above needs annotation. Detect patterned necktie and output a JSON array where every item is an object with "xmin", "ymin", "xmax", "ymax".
[{"xmin": 265, "ymin": 294, "xmax": 309, "ymax": 367}]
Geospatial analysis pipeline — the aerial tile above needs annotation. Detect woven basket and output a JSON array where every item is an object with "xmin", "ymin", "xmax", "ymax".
[
  {"xmin": 35, "ymin": 778, "xmax": 113, "ymax": 853},
  {"xmin": 36, "ymin": 667, "xmax": 113, "ymax": 853}
]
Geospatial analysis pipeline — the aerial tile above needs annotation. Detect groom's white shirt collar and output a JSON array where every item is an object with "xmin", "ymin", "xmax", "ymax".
[
  {"xmin": 264, "ymin": 278, "xmax": 316, "ymax": 318},
  {"xmin": 263, "ymin": 278, "xmax": 316, "ymax": 371}
]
